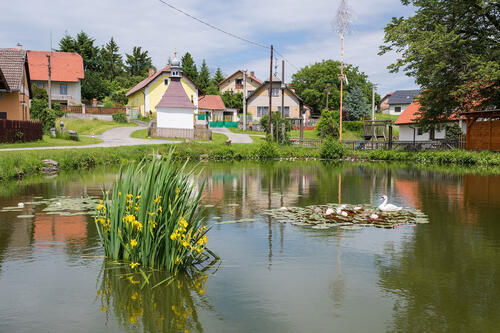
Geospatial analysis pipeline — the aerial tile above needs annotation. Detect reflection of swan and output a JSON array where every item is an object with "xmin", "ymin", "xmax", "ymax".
[{"xmin": 378, "ymin": 195, "xmax": 402, "ymax": 211}]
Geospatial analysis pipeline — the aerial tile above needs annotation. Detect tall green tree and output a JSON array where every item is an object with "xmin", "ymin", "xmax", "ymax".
[
  {"xmin": 125, "ymin": 46, "xmax": 153, "ymax": 77},
  {"xmin": 380, "ymin": 0, "xmax": 500, "ymax": 128},
  {"xmin": 197, "ymin": 60, "xmax": 210, "ymax": 91},
  {"xmin": 291, "ymin": 60, "xmax": 379, "ymax": 114},
  {"xmin": 58, "ymin": 32, "xmax": 100, "ymax": 71},
  {"xmin": 181, "ymin": 52, "xmax": 198, "ymax": 82},
  {"xmin": 211, "ymin": 67, "xmax": 225, "ymax": 86},
  {"xmin": 101, "ymin": 37, "xmax": 123, "ymax": 81},
  {"xmin": 344, "ymin": 84, "xmax": 370, "ymax": 120},
  {"xmin": 58, "ymin": 33, "xmax": 78, "ymax": 53},
  {"xmin": 221, "ymin": 91, "xmax": 243, "ymax": 110}
]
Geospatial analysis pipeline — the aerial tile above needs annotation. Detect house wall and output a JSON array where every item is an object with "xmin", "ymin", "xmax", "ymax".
[
  {"xmin": 33, "ymin": 80, "xmax": 81, "ymax": 105},
  {"xmin": 247, "ymin": 83, "xmax": 302, "ymax": 119},
  {"xmin": 388, "ymin": 103, "xmax": 411, "ymax": 116},
  {"xmin": 399, "ymin": 124, "xmax": 449, "ymax": 141},
  {"xmin": 219, "ymin": 72, "xmax": 261, "ymax": 94},
  {"xmin": 378, "ymin": 97, "xmax": 390, "ymax": 113},
  {"xmin": 156, "ymin": 107, "xmax": 194, "ymax": 129},
  {"xmin": 0, "ymin": 69, "xmax": 30, "ymax": 120},
  {"xmin": 128, "ymin": 74, "xmax": 198, "ymax": 117}
]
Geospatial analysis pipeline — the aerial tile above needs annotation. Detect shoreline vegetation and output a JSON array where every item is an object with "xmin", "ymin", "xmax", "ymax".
[{"xmin": 1, "ymin": 142, "xmax": 500, "ymax": 182}]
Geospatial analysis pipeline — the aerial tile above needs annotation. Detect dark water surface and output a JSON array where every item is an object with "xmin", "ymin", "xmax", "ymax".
[{"xmin": 0, "ymin": 162, "xmax": 499, "ymax": 332}]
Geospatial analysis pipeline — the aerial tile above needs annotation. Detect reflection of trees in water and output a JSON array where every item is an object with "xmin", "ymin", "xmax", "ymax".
[
  {"xmin": 374, "ymin": 174, "xmax": 500, "ymax": 332},
  {"xmin": 96, "ymin": 261, "xmax": 215, "ymax": 333},
  {"xmin": 330, "ymin": 232, "xmax": 345, "ymax": 310}
]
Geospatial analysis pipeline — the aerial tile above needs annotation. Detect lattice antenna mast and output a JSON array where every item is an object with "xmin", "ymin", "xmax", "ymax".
[{"xmin": 335, "ymin": 0, "xmax": 352, "ymax": 141}]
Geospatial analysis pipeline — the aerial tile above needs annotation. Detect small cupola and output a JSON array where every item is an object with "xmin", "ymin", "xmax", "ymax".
[{"xmin": 170, "ymin": 51, "xmax": 181, "ymax": 78}]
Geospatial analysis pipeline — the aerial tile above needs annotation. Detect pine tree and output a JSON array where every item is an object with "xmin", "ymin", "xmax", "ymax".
[
  {"xmin": 75, "ymin": 32, "xmax": 100, "ymax": 71},
  {"xmin": 343, "ymin": 84, "xmax": 370, "ymax": 120},
  {"xmin": 101, "ymin": 37, "xmax": 123, "ymax": 81},
  {"xmin": 125, "ymin": 46, "xmax": 153, "ymax": 76},
  {"xmin": 58, "ymin": 33, "xmax": 78, "ymax": 53},
  {"xmin": 211, "ymin": 67, "xmax": 225, "ymax": 86},
  {"xmin": 197, "ymin": 60, "xmax": 210, "ymax": 91},
  {"xmin": 181, "ymin": 52, "xmax": 197, "ymax": 82}
]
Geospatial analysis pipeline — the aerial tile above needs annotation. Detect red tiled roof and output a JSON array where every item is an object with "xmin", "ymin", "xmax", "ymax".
[
  {"xmin": 27, "ymin": 50, "xmax": 83, "ymax": 82},
  {"xmin": 395, "ymin": 100, "xmax": 459, "ymax": 125},
  {"xmin": 0, "ymin": 48, "xmax": 28, "ymax": 90},
  {"xmin": 156, "ymin": 78, "xmax": 196, "ymax": 109},
  {"xmin": 198, "ymin": 94, "xmax": 225, "ymax": 110},
  {"xmin": 217, "ymin": 69, "xmax": 263, "ymax": 87}
]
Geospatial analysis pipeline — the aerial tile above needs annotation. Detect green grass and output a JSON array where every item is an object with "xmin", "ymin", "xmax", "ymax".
[
  {"xmin": 0, "ymin": 135, "xmax": 103, "ymax": 149},
  {"xmin": 228, "ymin": 128, "xmax": 263, "ymax": 135},
  {"xmin": 250, "ymin": 135, "xmax": 266, "ymax": 144},
  {"xmin": 57, "ymin": 118, "xmax": 137, "ymax": 135},
  {"xmin": 374, "ymin": 113, "xmax": 399, "ymax": 122}
]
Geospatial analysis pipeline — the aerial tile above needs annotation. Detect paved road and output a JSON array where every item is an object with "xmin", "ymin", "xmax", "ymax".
[
  {"xmin": 0, "ymin": 126, "xmax": 179, "ymax": 152},
  {"xmin": 211, "ymin": 127, "xmax": 253, "ymax": 144}
]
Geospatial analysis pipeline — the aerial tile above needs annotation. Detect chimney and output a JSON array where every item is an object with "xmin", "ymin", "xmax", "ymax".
[
  {"xmin": 148, "ymin": 68, "xmax": 155, "ymax": 77},
  {"xmin": 250, "ymin": 71, "xmax": 255, "ymax": 77},
  {"xmin": 16, "ymin": 43, "xmax": 23, "ymax": 50}
]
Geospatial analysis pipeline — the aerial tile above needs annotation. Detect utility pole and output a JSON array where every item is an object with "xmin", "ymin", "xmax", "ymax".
[
  {"xmin": 281, "ymin": 60, "xmax": 285, "ymax": 118},
  {"xmin": 268, "ymin": 45, "xmax": 273, "ymax": 139},
  {"xmin": 243, "ymin": 70, "xmax": 247, "ymax": 130},
  {"xmin": 47, "ymin": 53, "xmax": 52, "ymax": 109},
  {"xmin": 339, "ymin": 36, "xmax": 344, "ymax": 141},
  {"xmin": 326, "ymin": 85, "xmax": 331, "ymax": 109},
  {"xmin": 371, "ymin": 83, "xmax": 376, "ymax": 121}
]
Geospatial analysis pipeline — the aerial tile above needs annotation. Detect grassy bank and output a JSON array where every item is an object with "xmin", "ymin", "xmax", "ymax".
[
  {"xmin": 1, "ymin": 142, "xmax": 499, "ymax": 182},
  {"xmin": 0, "ymin": 135, "xmax": 102, "ymax": 149},
  {"xmin": 57, "ymin": 118, "xmax": 137, "ymax": 135},
  {"xmin": 130, "ymin": 129, "xmax": 228, "ymax": 144}
]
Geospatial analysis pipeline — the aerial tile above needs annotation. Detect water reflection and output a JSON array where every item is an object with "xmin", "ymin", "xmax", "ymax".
[{"xmin": 97, "ymin": 261, "xmax": 213, "ymax": 333}]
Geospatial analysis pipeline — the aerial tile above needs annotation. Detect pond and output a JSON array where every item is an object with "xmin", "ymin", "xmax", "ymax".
[{"xmin": 0, "ymin": 161, "xmax": 499, "ymax": 332}]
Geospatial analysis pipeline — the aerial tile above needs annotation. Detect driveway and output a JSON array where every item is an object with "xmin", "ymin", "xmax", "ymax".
[
  {"xmin": 0, "ymin": 126, "xmax": 180, "ymax": 152},
  {"xmin": 211, "ymin": 127, "xmax": 253, "ymax": 144}
]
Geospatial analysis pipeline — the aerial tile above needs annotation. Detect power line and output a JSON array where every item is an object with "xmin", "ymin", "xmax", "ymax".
[{"xmin": 155, "ymin": 0, "xmax": 301, "ymax": 72}]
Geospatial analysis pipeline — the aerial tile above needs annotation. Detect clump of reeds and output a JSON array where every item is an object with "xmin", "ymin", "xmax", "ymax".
[{"xmin": 95, "ymin": 151, "xmax": 217, "ymax": 273}]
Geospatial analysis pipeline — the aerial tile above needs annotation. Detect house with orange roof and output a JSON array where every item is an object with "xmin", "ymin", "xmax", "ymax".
[
  {"xmin": 0, "ymin": 47, "xmax": 31, "ymax": 120},
  {"xmin": 395, "ymin": 101, "xmax": 465, "ymax": 141},
  {"xmin": 27, "ymin": 50, "xmax": 84, "ymax": 105},
  {"xmin": 217, "ymin": 70, "xmax": 262, "ymax": 95}
]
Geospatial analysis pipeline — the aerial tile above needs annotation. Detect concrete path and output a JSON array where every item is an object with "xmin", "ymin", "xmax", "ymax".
[
  {"xmin": 211, "ymin": 127, "xmax": 253, "ymax": 144},
  {"xmin": 0, "ymin": 126, "xmax": 180, "ymax": 152}
]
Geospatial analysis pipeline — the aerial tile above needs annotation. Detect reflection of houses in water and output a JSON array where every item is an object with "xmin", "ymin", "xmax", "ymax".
[{"xmin": 33, "ymin": 213, "xmax": 88, "ymax": 248}]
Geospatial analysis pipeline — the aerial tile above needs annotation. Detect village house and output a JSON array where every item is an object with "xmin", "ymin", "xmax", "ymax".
[
  {"xmin": 246, "ymin": 75, "xmax": 308, "ymax": 122},
  {"xmin": 27, "ymin": 50, "xmax": 84, "ymax": 105},
  {"xmin": 0, "ymin": 48, "xmax": 31, "ymax": 120},
  {"xmin": 217, "ymin": 70, "xmax": 262, "ymax": 95},
  {"xmin": 126, "ymin": 57, "xmax": 201, "ymax": 119},
  {"xmin": 197, "ymin": 94, "xmax": 238, "ymax": 127},
  {"xmin": 395, "ymin": 100, "xmax": 465, "ymax": 141},
  {"xmin": 386, "ymin": 89, "xmax": 420, "ymax": 115},
  {"xmin": 377, "ymin": 91, "xmax": 392, "ymax": 113}
]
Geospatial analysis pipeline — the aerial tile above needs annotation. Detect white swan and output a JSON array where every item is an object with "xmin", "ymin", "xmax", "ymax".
[
  {"xmin": 17, "ymin": 203, "xmax": 24, "ymax": 208},
  {"xmin": 378, "ymin": 195, "xmax": 402, "ymax": 212}
]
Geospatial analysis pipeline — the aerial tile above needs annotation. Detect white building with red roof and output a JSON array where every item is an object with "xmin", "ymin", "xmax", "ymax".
[{"xmin": 27, "ymin": 50, "xmax": 84, "ymax": 105}]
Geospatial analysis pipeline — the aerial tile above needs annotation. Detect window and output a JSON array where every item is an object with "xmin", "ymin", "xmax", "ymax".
[
  {"xmin": 0, "ymin": 112, "xmax": 6, "ymax": 119},
  {"xmin": 247, "ymin": 90, "xmax": 254, "ymax": 96},
  {"xmin": 395, "ymin": 106, "xmax": 401, "ymax": 113},
  {"xmin": 257, "ymin": 106, "xmax": 269, "ymax": 116},
  {"xmin": 164, "ymin": 78, "xmax": 169, "ymax": 85},
  {"xmin": 429, "ymin": 128, "xmax": 435, "ymax": 140},
  {"xmin": 417, "ymin": 127, "xmax": 423, "ymax": 136},
  {"xmin": 60, "ymin": 84, "xmax": 67, "ymax": 95},
  {"xmin": 272, "ymin": 88, "xmax": 280, "ymax": 96},
  {"xmin": 235, "ymin": 79, "xmax": 243, "ymax": 85},
  {"xmin": 277, "ymin": 106, "xmax": 290, "ymax": 116},
  {"xmin": 37, "ymin": 83, "xmax": 44, "ymax": 88}
]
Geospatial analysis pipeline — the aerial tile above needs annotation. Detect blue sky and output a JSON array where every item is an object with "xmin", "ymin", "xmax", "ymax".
[{"xmin": 1, "ymin": 0, "xmax": 418, "ymax": 94}]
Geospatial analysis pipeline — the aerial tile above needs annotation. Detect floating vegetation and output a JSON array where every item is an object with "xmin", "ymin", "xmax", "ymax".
[
  {"xmin": 1, "ymin": 196, "xmax": 98, "ymax": 218},
  {"xmin": 266, "ymin": 204, "xmax": 429, "ymax": 230},
  {"xmin": 215, "ymin": 218, "xmax": 256, "ymax": 225},
  {"xmin": 17, "ymin": 214, "xmax": 35, "ymax": 218},
  {"xmin": 95, "ymin": 151, "xmax": 219, "ymax": 274}
]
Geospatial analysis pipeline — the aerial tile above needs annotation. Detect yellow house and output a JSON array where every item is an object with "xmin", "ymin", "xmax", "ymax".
[
  {"xmin": 126, "ymin": 64, "xmax": 201, "ymax": 117},
  {"xmin": 217, "ymin": 70, "xmax": 262, "ymax": 95}
]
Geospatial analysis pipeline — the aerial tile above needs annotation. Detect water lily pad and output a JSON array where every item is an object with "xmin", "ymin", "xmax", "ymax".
[
  {"xmin": 17, "ymin": 214, "xmax": 35, "ymax": 218},
  {"xmin": 340, "ymin": 225, "xmax": 363, "ymax": 230},
  {"xmin": 226, "ymin": 203, "xmax": 240, "ymax": 207},
  {"xmin": 204, "ymin": 204, "xmax": 216, "ymax": 208}
]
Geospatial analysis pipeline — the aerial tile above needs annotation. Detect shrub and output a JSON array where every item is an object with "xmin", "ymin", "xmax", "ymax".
[
  {"xmin": 259, "ymin": 112, "xmax": 292, "ymax": 144},
  {"xmin": 343, "ymin": 121, "xmax": 364, "ymax": 132},
  {"xmin": 316, "ymin": 109, "xmax": 339, "ymax": 139},
  {"xmin": 94, "ymin": 153, "xmax": 218, "ymax": 273},
  {"xmin": 320, "ymin": 138, "xmax": 347, "ymax": 159},
  {"xmin": 30, "ymin": 99, "xmax": 57, "ymax": 134},
  {"xmin": 112, "ymin": 111, "xmax": 128, "ymax": 123},
  {"xmin": 445, "ymin": 123, "xmax": 463, "ymax": 139},
  {"xmin": 31, "ymin": 84, "xmax": 48, "ymax": 100},
  {"xmin": 256, "ymin": 142, "xmax": 279, "ymax": 159}
]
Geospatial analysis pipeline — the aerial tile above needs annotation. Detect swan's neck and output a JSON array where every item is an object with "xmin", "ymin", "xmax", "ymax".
[{"xmin": 381, "ymin": 197, "xmax": 388, "ymax": 207}]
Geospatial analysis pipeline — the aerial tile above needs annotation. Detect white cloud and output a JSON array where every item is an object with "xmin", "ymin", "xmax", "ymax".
[{"xmin": 1, "ymin": 0, "xmax": 417, "ymax": 93}]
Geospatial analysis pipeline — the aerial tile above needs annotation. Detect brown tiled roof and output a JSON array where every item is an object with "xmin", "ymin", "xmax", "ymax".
[
  {"xmin": 27, "ymin": 50, "xmax": 84, "ymax": 82},
  {"xmin": 198, "ymin": 94, "xmax": 225, "ymax": 110},
  {"xmin": 217, "ymin": 69, "xmax": 263, "ymax": 87},
  {"xmin": 156, "ymin": 78, "xmax": 196, "ymax": 109},
  {"xmin": 0, "ymin": 48, "xmax": 27, "ymax": 91}
]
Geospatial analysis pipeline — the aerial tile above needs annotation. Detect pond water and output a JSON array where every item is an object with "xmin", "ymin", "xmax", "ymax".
[{"xmin": 0, "ymin": 162, "xmax": 499, "ymax": 332}]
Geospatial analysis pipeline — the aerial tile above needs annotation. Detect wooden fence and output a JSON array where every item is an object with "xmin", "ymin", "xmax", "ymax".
[
  {"xmin": 290, "ymin": 138, "xmax": 465, "ymax": 150},
  {"xmin": 0, "ymin": 119, "xmax": 43, "ymax": 143},
  {"xmin": 61, "ymin": 105, "xmax": 126, "ymax": 115}
]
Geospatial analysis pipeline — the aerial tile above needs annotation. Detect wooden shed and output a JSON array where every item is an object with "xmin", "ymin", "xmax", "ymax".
[{"xmin": 460, "ymin": 109, "xmax": 500, "ymax": 151}]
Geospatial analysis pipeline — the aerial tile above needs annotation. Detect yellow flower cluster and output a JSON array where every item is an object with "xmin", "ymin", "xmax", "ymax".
[
  {"xmin": 170, "ymin": 217, "xmax": 208, "ymax": 256},
  {"xmin": 123, "ymin": 214, "xmax": 143, "ymax": 231}
]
